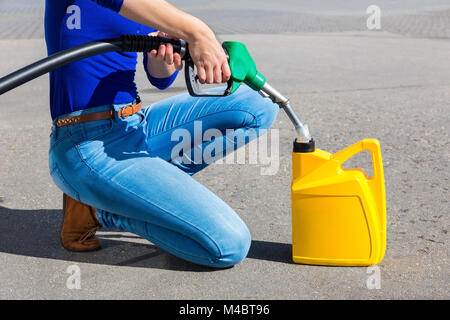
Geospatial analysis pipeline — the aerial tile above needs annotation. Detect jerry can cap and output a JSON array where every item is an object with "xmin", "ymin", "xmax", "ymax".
[{"xmin": 293, "ymin": 138, "xmax": 315, "ymax": 153}]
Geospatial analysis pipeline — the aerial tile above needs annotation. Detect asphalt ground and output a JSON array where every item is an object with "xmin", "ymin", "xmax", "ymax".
[{"xmin": 0, "ymin": 0, "xmax": 448, "ymax": 299}]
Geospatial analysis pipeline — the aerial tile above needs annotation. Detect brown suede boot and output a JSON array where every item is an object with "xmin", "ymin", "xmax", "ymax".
[{"xmin": 60, "ymin": 194, "xmax": 102, "ymax": 252}]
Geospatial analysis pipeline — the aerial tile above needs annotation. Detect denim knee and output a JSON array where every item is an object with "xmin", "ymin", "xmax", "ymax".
[{"xmin": 212, "ymin": 222, "xmax": 252, "ymax": 268}]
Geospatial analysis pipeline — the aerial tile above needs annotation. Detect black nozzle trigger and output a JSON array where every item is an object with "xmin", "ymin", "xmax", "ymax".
[{"xmin": 184, "ymin": 51, "xmax": 233, "ymax": 98}]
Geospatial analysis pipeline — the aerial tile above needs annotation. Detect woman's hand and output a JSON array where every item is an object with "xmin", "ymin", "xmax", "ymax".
[
  {"xmin": 147, "ymin": 31, "xmax": 183, "ymax": 79},
  {"xmin": 188, "ymin": 30, "xmax": 231, "ymax": 85}
]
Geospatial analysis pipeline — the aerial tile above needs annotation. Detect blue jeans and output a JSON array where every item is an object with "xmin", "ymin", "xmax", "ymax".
[{"xmin": 49, "ymin": 87, "xmax": 278, "ymax": 268}]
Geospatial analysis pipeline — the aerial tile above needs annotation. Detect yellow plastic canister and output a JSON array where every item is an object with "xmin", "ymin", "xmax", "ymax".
[{"xmin": 291, "ymin": 139, "xmax": 386, "ymax": 266}]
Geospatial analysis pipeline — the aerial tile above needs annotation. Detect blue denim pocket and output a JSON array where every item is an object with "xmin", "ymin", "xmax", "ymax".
[{"xmin": 78, "ymin": 119, "xmax": 114, "ymax": 146}]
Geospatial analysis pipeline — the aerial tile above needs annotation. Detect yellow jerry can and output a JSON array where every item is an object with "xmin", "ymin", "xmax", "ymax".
[{"xmin": 291, "ymin": 139, "xmax": 386, "ymax": 266}]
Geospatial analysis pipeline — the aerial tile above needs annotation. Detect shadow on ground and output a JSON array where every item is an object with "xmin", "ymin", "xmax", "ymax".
[{"xmin": 0, "ymin": 205, "xmax": 292, "ymax": 271}]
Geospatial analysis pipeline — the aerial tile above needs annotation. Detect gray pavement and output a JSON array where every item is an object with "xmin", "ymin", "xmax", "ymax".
[{"xmin": 0, "ymin": 1, "xmax": 449, "ymax": 299}]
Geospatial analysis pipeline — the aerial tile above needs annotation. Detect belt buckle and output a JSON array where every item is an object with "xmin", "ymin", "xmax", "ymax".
[
  {"xmin": 119, "ymin": 98, "xmax": 141, "ymax": 118},
  {"xmin": 119, "ymin": 105, "xmax": 133, "ymax": 118}
]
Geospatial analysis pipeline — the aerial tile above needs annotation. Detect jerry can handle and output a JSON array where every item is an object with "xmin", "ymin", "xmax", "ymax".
[
  {"xmin": 332, "ymin": 139, "xmax": 384, "ymax": 185},
  {"xmin": 333, "ymin": 140, "xmax": 387, "ymax": 256},
  {"xmin": 361, "ymin": 139, "xmax": 384, "ymax": 185}
]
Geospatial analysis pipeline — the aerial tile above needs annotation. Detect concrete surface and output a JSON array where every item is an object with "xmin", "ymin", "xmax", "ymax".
[{"xmin": 0, "ymin": 0, "xmax": 448, "ymax": 299}]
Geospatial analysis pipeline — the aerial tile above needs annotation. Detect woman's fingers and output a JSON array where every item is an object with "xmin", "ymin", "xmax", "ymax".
[
  {"xmin": 196, "ymin": 56, "xmax": 231, "ymax": 84},
  {"xmin": 221, "ymin": 60, "xmax": 231, "ymax": 82},
  {"xmin": 153, "ymin": 42, "xmax": 179, "ymax": 67},
  {"xmin": 156, "ymin": 44, "xmax": 166, "ymax": 61},
  {"xmin": 174, "ymin": 53, "xmax": 183, "ymax": 71},
  {"xmin": 197, "ymin": 64, "xmax": 207, "ymax": 84},
  {"xmin": 164, "ymin": 44, "xmax": 174, "ymax": 65},
  {"xmin": 214, "ymin": 65, "xmax": 222, "ymax": 84},
  {"xmin": 149, "ymin": 49, "xmax": 158, "ymax": 58},
  {"xmin": 204, "ymin": 61, "xmax": 214, "ymax": 84}
]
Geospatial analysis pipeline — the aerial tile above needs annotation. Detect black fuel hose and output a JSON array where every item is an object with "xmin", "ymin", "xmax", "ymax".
[{"xmin": 0, "ymin": 35, "xmax": 186, "ymax": 96}]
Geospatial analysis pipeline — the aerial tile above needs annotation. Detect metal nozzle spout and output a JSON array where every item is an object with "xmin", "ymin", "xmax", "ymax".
[
  {"xmin": 284, "ymin": 102, "xmax": 311, "ymax": 143},
  {"xmin": 259, "ymin": 82, "xmax": 312, "ymax": 143},
  {"xmin": 294, "ymin": 123, "xmax": 311, "ymax": 143}
]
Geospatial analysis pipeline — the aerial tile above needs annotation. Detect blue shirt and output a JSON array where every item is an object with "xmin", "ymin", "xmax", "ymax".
[{"xmin": 45, "ymin": 0, "xmax": 178, "ymax": 119}]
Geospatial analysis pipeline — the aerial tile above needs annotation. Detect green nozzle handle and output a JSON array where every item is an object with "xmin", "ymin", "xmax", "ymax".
[
  {"xmin": 222, "ymin": 41, "xmax": 266, "ymax": 94},
  {"xmin": 184, "ymin": 41, "xmax": 267, "ymax": 97}
]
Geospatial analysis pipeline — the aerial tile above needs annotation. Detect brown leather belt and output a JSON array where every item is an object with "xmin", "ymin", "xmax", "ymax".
[{"xmin": 55, "ymin": 99, "xmax": 142, "ymax": 128}]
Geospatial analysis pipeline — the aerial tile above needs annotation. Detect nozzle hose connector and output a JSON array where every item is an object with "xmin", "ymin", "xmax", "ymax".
[
  {"xmin": 259, "ymin": 82, "xmax": 312, "ymax": 143},
  {"xmin": 119, "ymin": 35, "xmax": 186, "ymax": 58}
]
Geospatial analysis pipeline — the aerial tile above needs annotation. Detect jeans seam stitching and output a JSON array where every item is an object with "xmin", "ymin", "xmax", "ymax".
[
  {"xmin": 53, "ymin": 163, "xmax": 80, "ymax": 201},
  {"xmin": 74, "ymin": 145, "xmax": 223, "ymax": 259},
  {"xmin": 49, "ymin": 131, "xmax": 71, "ymax": 150}
]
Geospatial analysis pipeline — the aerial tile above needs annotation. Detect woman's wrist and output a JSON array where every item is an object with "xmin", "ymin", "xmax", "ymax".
[
  {"xmin": 184, "ymin": 18, "xmax": 215, "ymax": 44},
  {"xmin": 147, "ymin": 53, "xmax": 177, "ymax": 78}
]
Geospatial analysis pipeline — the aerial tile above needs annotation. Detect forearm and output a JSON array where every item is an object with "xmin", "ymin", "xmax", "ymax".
[
  {"xmin": 119, "ymin": 0, "xmax": 215, "ymax": 43},
  {"xmin": 119, "ymin": 0, "xmax": 230, "ymax": 84}
]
